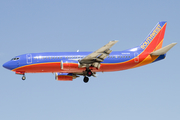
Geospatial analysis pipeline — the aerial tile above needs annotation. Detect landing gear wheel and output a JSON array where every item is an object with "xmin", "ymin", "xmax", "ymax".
[
  {"xmin": 22, "ymin": 76, "xmax": 26, "ymax": 80},
  {"xmin": 83, "ymin": 77, "xmax": 89, "ymax": 83}
]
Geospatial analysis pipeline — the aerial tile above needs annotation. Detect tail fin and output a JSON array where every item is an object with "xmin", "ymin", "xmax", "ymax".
[{"xmin": 140, "ymin": 21, "xmax": 167, "ymax": 53}]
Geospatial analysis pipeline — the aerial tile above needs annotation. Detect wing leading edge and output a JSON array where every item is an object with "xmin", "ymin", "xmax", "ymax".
[{"xmin": 79, "ymin": 40, "xmax": 118, "ymax": 68}]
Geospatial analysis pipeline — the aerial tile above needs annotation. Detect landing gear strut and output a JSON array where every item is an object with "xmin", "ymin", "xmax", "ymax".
[
  {"xmin": 22, "ymin": 75, "xmax": 26, "ymax": 80},
  {"xmin": 86, "ymin": 69, "xmax": 93, "ymax": 77}
]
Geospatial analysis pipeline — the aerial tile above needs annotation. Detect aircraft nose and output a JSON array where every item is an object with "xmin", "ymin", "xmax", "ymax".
[
  {"xmin": 2, "ymin": 62, "xmax": 13, "ymax": 70},
  {"xmin": 3, "ymin": 62, "xmax": 9, "ymax": 69}
]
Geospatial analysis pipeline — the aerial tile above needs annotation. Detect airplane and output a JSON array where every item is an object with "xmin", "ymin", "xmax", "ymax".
[{"xmin": 2, "ymin": 21, "xmax": 177, "ymax": 83}]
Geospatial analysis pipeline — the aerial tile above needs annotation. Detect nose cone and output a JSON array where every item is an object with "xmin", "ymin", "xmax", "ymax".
[
  {"xmin": 3, "ymin": 62, "xmax": 10, "ymax": 69},
  {"xmin": 2, "ymin": 61, "xmax": 15, "ymax": 70}
]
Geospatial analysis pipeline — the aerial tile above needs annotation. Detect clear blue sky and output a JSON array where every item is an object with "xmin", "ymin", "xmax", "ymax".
[{"xmin": 0, "ymin": 0, "xmax": 180, "ymax": 120}]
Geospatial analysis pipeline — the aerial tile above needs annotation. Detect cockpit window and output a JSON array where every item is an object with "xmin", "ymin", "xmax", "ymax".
[{"xmin": 11, "ymin": 57, "xmax": 20, "ymax": 61}]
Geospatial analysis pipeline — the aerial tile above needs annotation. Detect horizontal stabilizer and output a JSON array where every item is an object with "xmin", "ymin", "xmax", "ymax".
[{"xmin": 150, "ymin": 43, "xmax": 177, "ymax": 55}]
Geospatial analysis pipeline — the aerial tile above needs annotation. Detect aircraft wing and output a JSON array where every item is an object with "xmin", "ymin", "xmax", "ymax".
[{"xmin": 79, "ymin": 40, "xmax": 118, "ymax": 67}]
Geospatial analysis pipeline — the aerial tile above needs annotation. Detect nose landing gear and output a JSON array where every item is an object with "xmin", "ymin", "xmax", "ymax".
[
  {"xmin": 22, "ymin": 75, "xmax": 26, "ymax": 80},
  {"xmin": 15, "ymin": 72, "xmax": 26, "ymax": 81}
]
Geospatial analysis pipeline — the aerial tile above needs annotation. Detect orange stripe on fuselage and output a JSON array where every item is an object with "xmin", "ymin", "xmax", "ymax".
[{"xmin": 12, "ymin": 62, "xmax": 61, "ymax": 73}]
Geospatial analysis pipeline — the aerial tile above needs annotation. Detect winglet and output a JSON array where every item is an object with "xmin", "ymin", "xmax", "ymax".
[{"xmin": 150, "ymin": 43, "xmax": 177, "ymax": 55}]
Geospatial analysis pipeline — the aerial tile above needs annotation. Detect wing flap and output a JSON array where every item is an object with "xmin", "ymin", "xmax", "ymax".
[{"xmin": 98, "ymin": 53, "xmax": 108, "ymax": 59}]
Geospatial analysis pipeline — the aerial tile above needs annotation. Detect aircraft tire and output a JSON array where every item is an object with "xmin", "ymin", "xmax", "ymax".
[
  {"xmin": 22, "ymin": 76, "xmax": 26, "ymax": 80},
  {"xmin": 83, "ymin": 77, "xmax": 89, "ymax": 83}
]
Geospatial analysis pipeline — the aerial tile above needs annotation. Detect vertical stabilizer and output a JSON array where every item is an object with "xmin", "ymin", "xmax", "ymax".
[{"xmin": 139, "ymin": 21, "xmax": 167, "ymax": 53}]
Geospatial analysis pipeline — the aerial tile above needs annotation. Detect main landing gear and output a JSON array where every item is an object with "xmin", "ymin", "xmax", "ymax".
[{"xmin": 83, "ymin": 68, "xmax": 93, "ymax": 83}]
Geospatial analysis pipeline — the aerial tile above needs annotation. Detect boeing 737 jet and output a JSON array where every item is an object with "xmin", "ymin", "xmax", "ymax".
[{"xmin": 3, "ymin": 21, "xmax": 177, "ymax": 83}]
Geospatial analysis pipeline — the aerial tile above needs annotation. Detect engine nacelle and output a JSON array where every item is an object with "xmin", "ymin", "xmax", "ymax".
[
  {"xmin": 61, "ymin": 60, "xmax": 79, "ymax": 70},
  {"xmin": 55, "ymin": 73, "xmax": 78, "ymax": 81}
]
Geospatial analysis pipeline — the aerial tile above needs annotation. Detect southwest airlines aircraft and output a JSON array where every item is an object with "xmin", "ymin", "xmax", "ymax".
[{"xmin": 3, "ymin": 21, "xmax": 177, "ymax": 83}]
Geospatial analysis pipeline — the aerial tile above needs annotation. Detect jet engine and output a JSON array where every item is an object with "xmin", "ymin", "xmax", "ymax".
[{"xmin": 55, "ymin": 73, "xmax": 79, "ymax": 81}]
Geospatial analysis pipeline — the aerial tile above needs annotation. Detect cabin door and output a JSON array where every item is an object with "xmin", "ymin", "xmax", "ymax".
[
  {"xmin": 26, "ymin": 54, "xmax": 32, "ymax": 64},
  {"xmin": 134, "ymin": 52, "xmax": 139, "ymax": 63}
]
